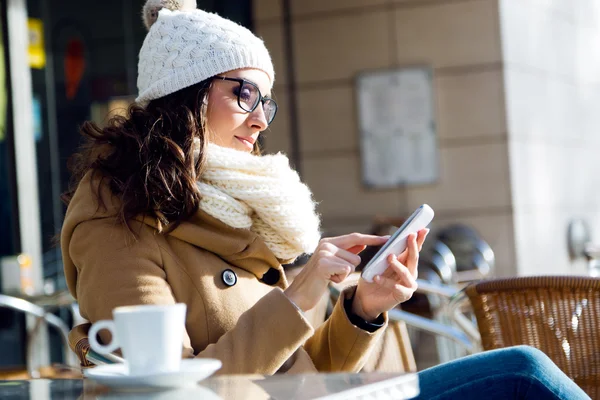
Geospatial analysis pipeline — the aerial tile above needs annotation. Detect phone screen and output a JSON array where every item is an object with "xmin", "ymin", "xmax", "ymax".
[{"xmin": 367, "ymin": 205, "xmax": 423, "ymax": 264}]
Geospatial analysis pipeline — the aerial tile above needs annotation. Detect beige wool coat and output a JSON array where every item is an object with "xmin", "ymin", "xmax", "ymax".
[{"xmin": 61, "ymin": 172, "xmax": 388, "ymax": 375}]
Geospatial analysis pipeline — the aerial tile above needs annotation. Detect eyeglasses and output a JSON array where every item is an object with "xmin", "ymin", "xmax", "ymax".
[{"xmin": 211, "ymin": 77, "xmax": 278, "ymax": 125}]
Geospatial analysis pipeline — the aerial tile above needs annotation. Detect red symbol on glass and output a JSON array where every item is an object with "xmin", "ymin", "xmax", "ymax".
[{"xmin": 64, "ymin": 38, "xmax": 85, "ymax": 100}]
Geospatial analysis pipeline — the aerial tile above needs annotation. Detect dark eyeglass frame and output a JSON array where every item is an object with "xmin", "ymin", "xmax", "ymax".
[{"xmin": 211, "ymin": 76, "xmax": 278, "ymax": 125}]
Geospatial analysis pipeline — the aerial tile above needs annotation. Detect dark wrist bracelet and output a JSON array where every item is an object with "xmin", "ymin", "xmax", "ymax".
[{"xmin": 343, "ymin": 296, "xmax": 385, "ymax": 333}]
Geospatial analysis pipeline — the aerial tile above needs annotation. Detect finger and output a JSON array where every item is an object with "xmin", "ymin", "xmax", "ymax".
[
  {"xmin": 398, "ymin": 233, "xmax": 419, "ymax": 268},
  {"xmin": 373, "ymin": 274, "xmax": 417, "ymax": 295},
  {"xmin": 397, "ymin": 229, "xmax": 430, "ymax": 262},
  {"xmin": 324, "ymin": 233, "xmax": 390, "ymax": 250},
  {"xmin": 317, "ymin": 244, "xmax": 361, "ymax": 266},
  {"xmin": 397, "ymin": 233, "xmax": 416, "ymax": 265},
  {"xmin": 321, "ymin": 259, "xmax": 356, "ymax": 281},
  {"xmin": 403, "ymin": 234, "xmax": 419, "ymax": 278},
  {"xmin": 329, "ymin": 245, "xmax": 362, "ymax": 266},
  {"xmin": 386, "ymin": 255, "xmax": 416, "ymax": 287},
  {"xmin": 416, "ymin": 229, "xmax": 429, "ymax": 252}
]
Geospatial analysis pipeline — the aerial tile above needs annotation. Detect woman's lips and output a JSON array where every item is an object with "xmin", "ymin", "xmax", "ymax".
[{"xmin": 235, "ymin": 136, "xmax": 254, "ymax": 150}]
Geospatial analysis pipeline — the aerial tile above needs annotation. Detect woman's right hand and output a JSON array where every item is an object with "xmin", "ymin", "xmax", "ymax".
[{"xmin": 284, "ymin": 233, "xmax": 389, "ymax": 312}]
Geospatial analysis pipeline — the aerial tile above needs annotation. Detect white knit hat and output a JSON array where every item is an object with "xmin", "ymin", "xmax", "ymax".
[{"xmin": 136, "ymin": 0, "xmax": 275, "ymax": 105}]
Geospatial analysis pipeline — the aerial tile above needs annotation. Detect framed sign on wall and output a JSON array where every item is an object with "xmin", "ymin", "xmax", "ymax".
[{"xmin": 356, "ymin": 67, "xmax": 439, "ymax": 188}]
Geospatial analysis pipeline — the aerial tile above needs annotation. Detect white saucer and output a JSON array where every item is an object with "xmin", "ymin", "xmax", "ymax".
[
  {"xmin": 97, "ymin": 386, "xmax": 222, "ymax": 400},
  {"xmin": 84, "ymin": 359, "xmax": 222, "ymax": 391}
]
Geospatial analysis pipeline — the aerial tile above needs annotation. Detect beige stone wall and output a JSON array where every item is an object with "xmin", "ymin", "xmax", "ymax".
[
  {"xmin": 500, "ymin": 0, "xmax": 600, "ymax": 276},
  {"xmin": 254, "ymin": 0, "xmax": 518, "ymax": 276}
]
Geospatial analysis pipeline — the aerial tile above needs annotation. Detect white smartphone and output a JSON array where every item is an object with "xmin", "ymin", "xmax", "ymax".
[{"xmin": 361, "ymin": 204, "xmax": 434, "ymax": 283}]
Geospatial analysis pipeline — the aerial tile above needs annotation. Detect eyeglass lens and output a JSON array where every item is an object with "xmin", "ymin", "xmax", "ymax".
[{"xmin": 236, "ymin": 81, "xmax": 277, "ymax": 124}]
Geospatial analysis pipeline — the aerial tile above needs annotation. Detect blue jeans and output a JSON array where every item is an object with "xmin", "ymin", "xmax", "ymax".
[{"xmin": 415, "ymin": 346, "xmax": 590, "ymax": 399}]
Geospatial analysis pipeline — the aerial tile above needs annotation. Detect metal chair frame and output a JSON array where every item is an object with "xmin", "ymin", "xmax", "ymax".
[
  {"xmin": 0, "ymin": 294, "xmax": 75, "ymax": 377},
  {"xmin": 329, "ymin": 278, "xmax": 481, "ymax": 356}
]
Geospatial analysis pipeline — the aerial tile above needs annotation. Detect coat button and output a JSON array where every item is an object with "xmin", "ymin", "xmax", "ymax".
[
  {"xmin": 222, "ymin": 269, "xmax": 237, "ymax": 287},
  {"xmin": 261, "ymin": 268, "xmax": 280, "ymax": 285}
]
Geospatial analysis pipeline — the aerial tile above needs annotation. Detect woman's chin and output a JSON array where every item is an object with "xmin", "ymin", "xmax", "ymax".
[{"xmin": 230, "ymin": 143, "xmax": 251, "ymax": 152}]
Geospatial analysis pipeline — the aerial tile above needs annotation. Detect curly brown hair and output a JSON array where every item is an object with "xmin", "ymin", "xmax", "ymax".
[{"xmin": 62, "ymin": 78, "xmax": 258, "ymax": 234}]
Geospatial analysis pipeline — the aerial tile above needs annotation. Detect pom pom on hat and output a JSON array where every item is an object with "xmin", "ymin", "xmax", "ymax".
[
  {"xmin": 136, "ymin": 0, "xmax": 274, "ymax": 105},
  {"xmin": 142, "ymin": 0, "xmax": 197, "ymax": 30}
]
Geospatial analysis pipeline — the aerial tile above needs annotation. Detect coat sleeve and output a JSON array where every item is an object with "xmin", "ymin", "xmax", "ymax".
[
  {"xmin": 302, "ymin": 286, "xmax": 388, "ymax": 372},
  {"xmin": 68, "ymin": 218, "xmax": 315, "ymax": 375}
]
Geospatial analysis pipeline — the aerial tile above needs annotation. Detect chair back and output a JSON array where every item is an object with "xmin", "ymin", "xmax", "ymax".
[
  {"xmin": 69, "ymin": 323, "xmax": 124, "ymax": 368},
  {"xmin": 69, "ymin": 323, "xmax": 95, "ymax": 368},
  {"xmin": 465, "ymin": 276, "xmax": 600, "ymax": 398}
]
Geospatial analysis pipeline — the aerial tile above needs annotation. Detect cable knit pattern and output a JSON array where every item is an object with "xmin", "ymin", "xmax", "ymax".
[
  {"xmin": 136, "ymin": 2, "xmax": 274, "ymax": 105},
  {"xmin": 197, "ymin": 144, "xmax": 321, "ymax": 262}
]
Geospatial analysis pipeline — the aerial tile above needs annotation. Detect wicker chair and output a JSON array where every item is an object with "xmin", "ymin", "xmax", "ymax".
[
  {"xmin": 460, "ymin": 276, "xmax": 600, "ymax": 399},
  {"xmin": 68, "ymin": 323, "xmax": 125, "ymax": 368}
]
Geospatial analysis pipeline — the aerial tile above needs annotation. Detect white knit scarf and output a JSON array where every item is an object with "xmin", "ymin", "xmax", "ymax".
[{"xmin": 197, "ymin": 143, "xmax": 321, "ymax": 262}]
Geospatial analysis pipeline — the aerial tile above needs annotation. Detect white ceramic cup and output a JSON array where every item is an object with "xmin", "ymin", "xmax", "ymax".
[{"xmin": 88, "ymin": 303, "xmax": 187, "ymax": 376}]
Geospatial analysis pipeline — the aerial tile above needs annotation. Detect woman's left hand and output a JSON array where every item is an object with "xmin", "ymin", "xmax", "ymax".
[{"xmin": 351, "ymin": 229, "xmax": 429, "ymax": 321}]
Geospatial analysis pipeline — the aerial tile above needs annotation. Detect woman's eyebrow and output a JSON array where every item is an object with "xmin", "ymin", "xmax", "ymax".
[{"xmin": 233, "ymin": 76, "xmax": 258, "ymax": 87}]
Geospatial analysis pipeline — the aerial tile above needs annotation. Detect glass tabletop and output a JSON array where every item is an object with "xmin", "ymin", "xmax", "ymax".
[{"xmin": 0, "ymin": 372, "xmax": 419, "ymax": 400}]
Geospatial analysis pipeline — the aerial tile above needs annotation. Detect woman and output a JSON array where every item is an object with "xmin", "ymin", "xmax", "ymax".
[{"xmin": 60, "ymin": 1, "xmax": 590, "ymax": 398}]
